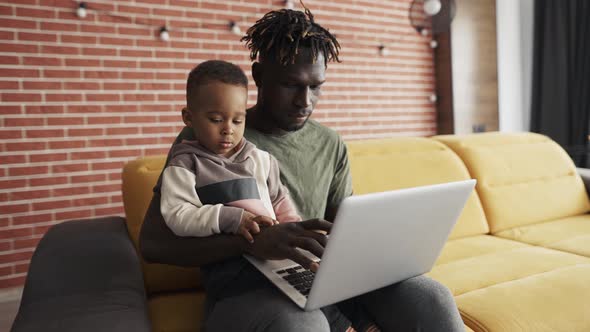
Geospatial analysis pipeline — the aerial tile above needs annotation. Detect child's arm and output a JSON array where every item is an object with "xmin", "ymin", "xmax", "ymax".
[
  {"xmin": 160, "ymin": 165, "xmax": 244, "ymax": 236},
  {"xmin": 267, "ymin": 155, "xmax": 302, "ymax": 222}
]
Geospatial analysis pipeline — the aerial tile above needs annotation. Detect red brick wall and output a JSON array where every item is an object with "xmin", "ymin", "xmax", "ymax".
[{"xmin": 0, "ymin": 0, "xmax": 435, "ymax": 289}]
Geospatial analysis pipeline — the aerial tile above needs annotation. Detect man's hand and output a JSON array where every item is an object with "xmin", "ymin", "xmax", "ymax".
[
  {"xmin": 244, "ymin": 218, "xmax": 332, "ymax": 272},
  {"xmin": 237, "ymin": 211, "xmax": 276, "ymax": 243}
]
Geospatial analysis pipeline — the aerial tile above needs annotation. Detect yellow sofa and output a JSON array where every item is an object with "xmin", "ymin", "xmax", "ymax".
[{"xmin": 122, "ymin": 132, "xmax": 590, "ymax": 332}]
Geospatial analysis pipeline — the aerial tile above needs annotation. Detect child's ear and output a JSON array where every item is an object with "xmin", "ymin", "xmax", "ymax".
[{"xmin": 181, "ymin": 107, "xmax": 192, "ymax": 127}]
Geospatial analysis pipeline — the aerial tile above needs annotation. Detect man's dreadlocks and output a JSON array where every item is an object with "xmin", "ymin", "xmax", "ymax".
[{"xmin": 241, "ymin": 1, "xmax": 340, "ymax": 66}]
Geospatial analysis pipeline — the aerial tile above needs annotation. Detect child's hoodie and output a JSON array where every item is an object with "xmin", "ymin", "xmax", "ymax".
[{"xmin": 160, "ymin": 138, "xmax": 301, "ymax": 237}]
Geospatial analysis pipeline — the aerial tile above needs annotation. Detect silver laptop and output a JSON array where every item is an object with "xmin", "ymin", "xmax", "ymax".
[{"xmin": 244, "ymin": 179, "xmax": 476, "ymax": 311}]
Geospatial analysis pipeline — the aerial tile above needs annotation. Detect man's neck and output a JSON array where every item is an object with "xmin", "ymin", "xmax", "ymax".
[{"xmin": 246, "ymin": 105, "xmax": 291, "ymax": 136}]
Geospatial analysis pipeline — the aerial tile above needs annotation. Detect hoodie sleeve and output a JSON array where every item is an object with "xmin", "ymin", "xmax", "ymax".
[
  {"xmin": 160, "ymin": 163, "xmax": 244, "ymax": 237},
  {"xmin": 267, "ymin": 155, "xmax": 302, "ymax": 223}
]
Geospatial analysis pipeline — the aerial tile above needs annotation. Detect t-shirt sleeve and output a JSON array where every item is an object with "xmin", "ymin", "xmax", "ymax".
[
  {"xmin": 326, "ymin": 136, "xmax": 353, "ymax": 218},
  {"xmin": 267, "ymin": 154, "xmax": 302, "ymax": 222}
]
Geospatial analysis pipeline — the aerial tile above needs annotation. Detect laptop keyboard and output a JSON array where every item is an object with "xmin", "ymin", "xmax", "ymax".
[{"xmin": 275, "ymin": 265, "xmax": 316, "ymax": 297}]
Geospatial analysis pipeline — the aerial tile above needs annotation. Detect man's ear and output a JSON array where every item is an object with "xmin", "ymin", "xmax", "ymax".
[
  {"xmin": 181, "ymin": 107, "xmax": 192, "ymax": 127},
  {"xmin": 252, "ymin": 62, "xmax": 263, "ymax": 88}
]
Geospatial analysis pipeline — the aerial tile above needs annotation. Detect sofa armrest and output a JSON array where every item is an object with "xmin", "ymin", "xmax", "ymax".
[
  {"xmin": 577, "ymin": 168, "xmax": 590, "ymax": 194},
  {"xmin": 11, "ymin": 217, "xmax": 151, "ymax": 332}
]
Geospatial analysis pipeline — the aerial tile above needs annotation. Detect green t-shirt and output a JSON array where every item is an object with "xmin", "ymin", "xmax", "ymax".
[{"xmin": 174, "ymin": 119, "xmax": 353, "ymax": 220}]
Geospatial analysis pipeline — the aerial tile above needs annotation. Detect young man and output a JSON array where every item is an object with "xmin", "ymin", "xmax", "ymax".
[{"xmin": 140, "ymin": 6, "xmax": 464, "ymax": 332}]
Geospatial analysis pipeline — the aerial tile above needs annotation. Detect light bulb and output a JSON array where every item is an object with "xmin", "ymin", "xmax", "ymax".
[
  {"xmin": 430, "ymin": 40, "xmax": 438, "ymax": 48},
  {"xmin": 421, "ymin": 28, "xmax": 429, "ymax": 36},
  {"xmin": 230, "ymin": 21, "xmax": 242, "ymax": 35},
  {"xmin": 76, "ymin": 2, "xmax": 87, "ymax": 18},
  {"xmin": 378, "ymin": 45, "xmax": 389, "ymax": 56},
  {"xmin": 159, "ymin": 26, "xmax": 170, "ymax": 41},
  {"xmin": 423, "ymin": 0, "xmax": 442, "ymax": 16},
  {"xmin": 285, "ymin": 0, "xmax": 294, "ymax": 9},
  {"xmin": 429, "ymin": 94, "xmax": 438, "ymax": 103}
]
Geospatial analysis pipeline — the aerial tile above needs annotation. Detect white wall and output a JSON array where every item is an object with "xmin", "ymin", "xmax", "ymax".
[{"xmin": 496, "ymin": 0, "xmax": 535, "ymax": 132}]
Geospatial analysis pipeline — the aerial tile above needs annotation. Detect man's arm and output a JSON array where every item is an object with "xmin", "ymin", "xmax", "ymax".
[{"xmin": 140, "ymin": 192, "xmax": 332, "ymax": 270}]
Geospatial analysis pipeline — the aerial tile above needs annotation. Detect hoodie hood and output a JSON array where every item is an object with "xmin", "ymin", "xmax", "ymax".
[{"xmin": 168, "ymin": 138, "xmax": 256, "ymax": 165}]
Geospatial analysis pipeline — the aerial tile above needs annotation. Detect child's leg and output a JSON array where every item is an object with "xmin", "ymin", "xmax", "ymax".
[{"xmin": 204, "ymin": 286, "xmax": 329, "ymax": 332}]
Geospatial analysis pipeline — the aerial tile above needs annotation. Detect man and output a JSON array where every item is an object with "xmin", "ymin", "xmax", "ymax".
[{"xmin": 140, "ymin": 5, "xmax": 464, "ymax": 332}]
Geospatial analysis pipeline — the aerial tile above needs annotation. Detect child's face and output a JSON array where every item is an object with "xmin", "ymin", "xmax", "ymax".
[{"xmin": 183, "ymin": 81, "xmax": 248, "ymax": 157}]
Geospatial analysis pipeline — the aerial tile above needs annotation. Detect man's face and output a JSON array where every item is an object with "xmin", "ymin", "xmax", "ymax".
[
  {"xmin": 183, "ymin": 81, "xmax": 247, "ymax": 157},
  {"xmin": 254, "ymin": 52, "xmax": 326, "ymax": 132}
]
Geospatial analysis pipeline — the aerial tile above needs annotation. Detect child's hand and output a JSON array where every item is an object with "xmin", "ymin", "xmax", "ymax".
[{"xmin": 238, "ymin": 211, "xmax": 277, "ymax": 243}]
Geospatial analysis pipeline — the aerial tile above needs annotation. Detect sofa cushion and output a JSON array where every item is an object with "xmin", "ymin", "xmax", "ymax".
[
  {"xmin": 122, "ymin": 156, "xmax": 201, "ymax": 294},
  {"xmin": 455, "ymin": 264, "xmax": 590, "ymax": 332},
  {"xmin": 434, "ymin": 132, "xmax": 590, "ymax": 233},
  {"xmin": 148, "ymin": 292, "xmax": 206, "ymax": 332},
  {"xmin": 429, "ymin": 236, "xmax": 589, "ymax": 296},
  {"xmin": 347, "ymin": 137, "xmax": 489, "ymax": 239},
  {"xmin": 495, "ymin": 214, "xmax": 590, "ymax": 257}
]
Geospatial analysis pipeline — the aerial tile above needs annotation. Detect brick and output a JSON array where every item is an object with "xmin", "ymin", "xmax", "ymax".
[
  {"xmin": 104, "ymin": 104, "xmax": 139, "ymax": 112},
  {"xmin": 18, "ymin": 32, "xmax": 57, "ymax": 42},
  {"xmin": 10, "ymin": 189, "xmax": 51, "ymax": 201},
  {"xmin": 87, "ymin": 138, "xmax": 124, "ymax": 147},
  {"xmin": 142, "ymin": 126, "xmax": 175, "ymax": 134},
  {"xmin": 117, "ymin": 5, "xmax": 150, "ymax": 15},
  {"xmin": 47, "ymin": 117, "xmax": 84, "ymax": 126},
  {"xmin": 63, "ymin": 81, "xmax": 101, "ymax": 90},
  {"xmin": 32, "ymin": 199, "xmax": 71, "ymax": 211},
  {"xmin": 82, "ymin": 47, "xmax": 117, "ymax": 56},
  {"xmin": 0, "ymin": 130, "xmax": 22, "ymax": 140},
  {"xmin": 29, "ymin": 176, "xmax": 68, "ymax": 187},
  {"xmin": 0, "ymin": 275, "xmax": 27, "ymax": 289},
  {"xmin": 91, "ymin": 161, "xmax": 124, "ymax": 171},
  {"xmin": 14, "ymin": 262, "xmax": 30, "ymax": 274},
  {"xmin": 6, "ymin": 141, "xmax": 49, "ymax": 151},
  {"xmin": 86, "ymin": 94, "xmax": 120, "ymax": 102},
  {"xmin": 123, "ymin": 94, "xmax": 155, "ymax": 102},
  {"xmin": 0, "ymin": 81, "xmax": 19, "ymax": 90},
  {"xmin": 139, "ymin": 82, "xmax": 171, "ymax": 90},
  {"xmin": 64, "ymin": 58, "xmax": 101, "ymax": 67},
  {"xmin": 83, "ymin": 71, "xmax": 119, "ymax": 79},
  {"xmin": 12, "ymin": 214, "xmax": 53, "ymax": 226},
  {"xmin": 0, "ymin": 19, "xmax": 36, "ymax": 29},
  {"xmin": 55, "ymin": 209, "xmax": 92, "ymax": 221},
  {"xmin": 0, "ymin": 179, "xmax": 26, "ymax": 190},
  {"xmin": 61, "ymin": 34, "xmax": 97, "ymax": 44},
  {"xmin": 22, "ymin": 81, "xmax": 61, "ymax": 89},
  {"xmin": 125, "ymin": 137, "xmax": 155, "ymax": 146},
  {"xmin": 2, "ymin": 93, "xmax": 42, "ymax": 102},
  {"xmin": 120, "ymin": 71, "xmax": 154, "ymax": 79},
  {"xmin": 67, "ymin": 105, "xmax": 101, "ymax": 113},
  {"xmin": 86, "ymin": 116, "xmax": 121, "ymax": 125},
  {"xmin": 108, "ymin": 149, "xmax": 141, "ymax": 158},
  {"xmin": 25, "ymin": 105, "xmax": 63, "ymax": 114},
  {"xmin": 70, "ymin": 174, "xmax": 107, "ymax": 183},
  {"xmin": 25, "ymin": 129, "xmax": 65, "ymax": 138},
  {"xmin": 0, "ymin": 56, "xmax": 18, "ymax": 65},
  {"xmin": 0, "ymin": 30, "xmax": 13, "ymax": 40},
  {"xmin": 29, "ymin": 152, "xmax": 68, "ymax": 163},
  {"xmin": 70, "ymin": 151, "xmax": 107, "ymax": 160},
  {"xmin": 73, "ymin": 196, "xmax": 109, "ymax": 207},
  {"xmin": 0, "ymin": 228, "xmax": 32, "ymax": 240},
  {"xmin": 0, "ymin": 68, "xmax": 40, "ymax": 78},
  {"xmin": 157, "ymin": 94, "xmax": 183, "ymax": 101},
  {"xmin": 0, "ymin": 266, "xmax": 12, "ymax": 277},
  {"xmin": 103, "ymin": 82, "xmax": 136, "ymax": 90},
  {"xmin": 53, "ymin": 186, "xmax": 90, "ymax": 197},
  {"xmin": 123, "ymin": 116, "xmax": 157, "ymax": 123},
  {"xmin": 48, "ymin": 140, "xmax": 85, "ymax": 149},
  {"xmin": 41, "ymin": 45, "xmax": 80, "ymax": 55},
  {"xmin": 40, "ymin": 21, "xmax": 78, "ymax": 31},
  {"xmin": 16, "ymin": 7, "xmax": 55, "ymax": 18},
  {"xmin": 9, "ymin": 165, "xmax": 49, "ymax": 176},
  {"xmin": 0, "ymin": 155, "xmax": 25, "ymax": 164},
  {"xmin": 0, "ymin": 241, "xmax": 11, "ymax": 251},
  {"xmin": 110, "ymin": 194, "xmax": 123, "ymax": 203},
  {"xmin": 45, "ymin": 94, "xmax": 83, "ymax": 102},
  {"xmin": 51, "ymin": 163, "xmax": 88, "ymax": 173},
  {"xmin": 106, "ymin": 127, "xmax": 139, "ymax": 135},
  {"xmin": 144, "ymin": 147, "xmax": 170, "ymax": 156},
  {"xmin": 67, "ymin": 128, "xmax": 103, "ymax": 136},
  {"xmin": 99, "ymin": 37, "xmax": 134, "ymax": 47},
  {"xmin": 43, "ymin": 69, "xmax": 81, "ymax": 78},
  {"xmin": 140, "ymin": 61, "xmax": 172, "ymax": 69},
  {"xmin": 95, "ymin": 206, "xmax": 124, "ymax": 216},
  {"xmin": 108, "ymin": 172, "xmax": 122, "ymax": 181}
]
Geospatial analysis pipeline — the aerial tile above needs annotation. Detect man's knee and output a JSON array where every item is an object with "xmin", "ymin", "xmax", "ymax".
[
  {"xmin": 395, "ymin": 276, "xmax": 458, "ymax": 315},
  {"xmin": 264, "ymin": 309, "xmax": 329, "ymax": 332}
]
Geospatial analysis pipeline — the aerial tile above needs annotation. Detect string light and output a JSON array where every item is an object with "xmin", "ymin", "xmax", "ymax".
[
  {"xmin": 284, "ymin": 0, "xmax": 295, "ymax": 9},
  {"xmin": 76, "ymin": 2, "xmax": 87, "ymax": 18},
  {"xmin": 159, "ymin": 26, "xmax": 170, "ymax": 41},
  {"xmin": 378, "ymin": 44, "xmax": 390, "ymax": 56},
  {"xmin": 229, "ymin": 21, "xmax": 242, "ymax": 35},
  {"xmin": 429, "ymin": 40, "xmax": 438, "ymax": 48}
]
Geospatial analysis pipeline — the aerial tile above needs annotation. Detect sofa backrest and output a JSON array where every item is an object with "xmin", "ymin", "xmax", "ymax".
[
  {"xmin": 434, "ymin": 132, "xmax": 590, "ymax": 233},
  {"xmin": 346, "ymin": 137, "xmax": 489, "ymax": 239},
  {"xmin": 122, "ymin": 156, "xmax": 201, "ymax": 294}
]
